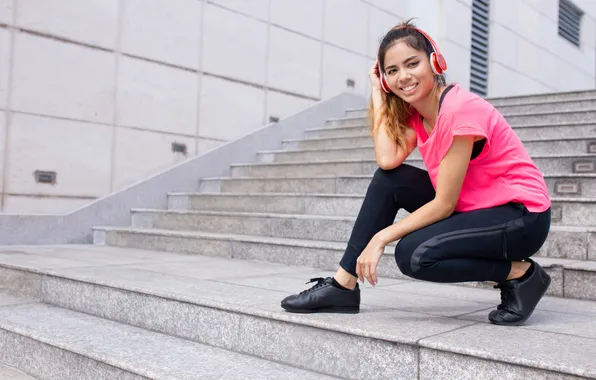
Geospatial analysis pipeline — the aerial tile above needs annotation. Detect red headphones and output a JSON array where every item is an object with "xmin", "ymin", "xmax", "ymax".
[{"xmin": 378, "ymin": 26, "xmax": 447, "ymax": 93}]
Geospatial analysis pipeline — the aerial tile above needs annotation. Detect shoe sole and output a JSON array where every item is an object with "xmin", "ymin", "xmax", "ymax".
[
  {"xmin": 281, "ymin": 305, "xmax": 360, "ymax": 314},
  {"xmin": 489, "ymin": 273, "xmax": 551, "ymax": 327}
]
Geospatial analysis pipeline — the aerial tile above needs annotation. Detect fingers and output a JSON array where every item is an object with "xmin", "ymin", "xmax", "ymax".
[
  {"xmin": 370, "ymin": 60, "xmax": 377, "ymax": 74},
  {"xmin": 357, "ymin": 259, "xmax": 378, "ymax": 286},
  {"xmin": 370, "ymin": 60, "xmax": 379, "ymax": 77},
  {"xmin": 371, "ymin": 266, "xmax": 378, "ymax": 286}
]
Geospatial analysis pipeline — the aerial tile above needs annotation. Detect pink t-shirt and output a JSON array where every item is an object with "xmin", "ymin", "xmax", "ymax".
[{"xmin": 408, "ymin": 84, "xmax": 551, "ymax": 213}]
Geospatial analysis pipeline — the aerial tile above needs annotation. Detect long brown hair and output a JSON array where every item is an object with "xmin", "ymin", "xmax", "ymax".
[{"xmin": 368, "ymin": 19, "xmax": 446, "ymax": 149}]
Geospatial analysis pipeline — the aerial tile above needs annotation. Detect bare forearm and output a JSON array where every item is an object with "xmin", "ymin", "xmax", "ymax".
[{"xmin": 376, "ymin": 199, "xmax": 454, "ymax": 245}]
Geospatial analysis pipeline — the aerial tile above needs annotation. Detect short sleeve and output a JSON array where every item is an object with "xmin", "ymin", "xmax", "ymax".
[{"xmin": 435, "ymin": 112, "xmax": 491, "ymax": 163}]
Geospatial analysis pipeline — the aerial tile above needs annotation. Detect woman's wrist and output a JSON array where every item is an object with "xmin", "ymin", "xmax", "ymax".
[
  {"xmin": 371, "ymin": 89, "xmax": 384, "ymax": 111},
  {"xmin": 374, "ymin": 230, "xmax": 393, "ymax": 247}
]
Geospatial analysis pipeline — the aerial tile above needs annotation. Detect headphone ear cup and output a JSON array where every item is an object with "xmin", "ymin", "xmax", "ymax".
[
  {"xmin": 380, "ymin": 73, "xmax": 391, "ymax": 93},
  {"xmin": 429, "ymin": 52, "xmax": 440, "ymax": 75},
  {"xmin": 429, "ymin": 52, "xmax": 447, "ymax": 75},
  {"xmin": 377, "ymin": 61, "xmax": 391, "ymax": 93}
]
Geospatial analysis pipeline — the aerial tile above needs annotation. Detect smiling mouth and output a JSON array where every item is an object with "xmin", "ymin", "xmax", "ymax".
[{"xmin": 400, "ymin": 83, "xmax": 418, "ymax": 93}]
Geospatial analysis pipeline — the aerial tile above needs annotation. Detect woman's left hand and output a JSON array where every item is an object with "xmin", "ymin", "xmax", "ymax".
[{"xmin": 356, "ymin": 235, "xmax": 387, "ymax": 286}]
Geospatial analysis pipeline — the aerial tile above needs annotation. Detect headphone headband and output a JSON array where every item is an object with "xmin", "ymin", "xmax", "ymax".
[
  {"xmin": 404, "ymin": 27, "xmax": 441, "ymax": 57},
  {"xmin": 377, "ymin": 25, "xmax": 447, "ymax": 93}
]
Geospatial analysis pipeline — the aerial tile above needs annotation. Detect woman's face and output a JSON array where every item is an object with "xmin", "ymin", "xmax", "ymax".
[{"xmin": 382, "ymin": 40, "xmax": 436, "ymax": 104}]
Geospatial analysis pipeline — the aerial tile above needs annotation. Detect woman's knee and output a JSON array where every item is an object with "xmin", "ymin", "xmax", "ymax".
[
  {"xmin": 373, "ymin": 164, "xmax": 417, "ymax": 185},
  {"xmin": 394, "ymin": 235, "xmax": 421, "ymax": 278}
]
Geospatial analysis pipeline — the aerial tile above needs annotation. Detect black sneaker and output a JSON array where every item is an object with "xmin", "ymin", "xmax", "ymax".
[
  {"xmin": 281, "ymin": 277, "xmax": 360, "ymax": 314},
  {"xmin": 489, "ymin": 259, "xmax": 551, "ymax": 326}
]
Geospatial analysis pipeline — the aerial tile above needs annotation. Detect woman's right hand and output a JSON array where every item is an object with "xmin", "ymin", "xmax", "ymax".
[{"xmin": 369, "ymin": 59, "xmax": 382, "ymax": 91}]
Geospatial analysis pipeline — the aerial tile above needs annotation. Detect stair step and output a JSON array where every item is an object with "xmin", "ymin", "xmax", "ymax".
[
  {"xmin": 166, "ymin": 192, "xmax": 596, "ymax": 226},
  {"xmin": 264, "ymin": 137, "xmax": 596, "ymax": 162},
  {"xmin": 0, "ymin": 245, "xmax": 595, "ymax": 379},
  {"xmin": 487, "ymin": 89, "xmax": 596, "ymax": 106},
  {"xmin": 129, "ymin": 208, "xmax": 365, "ymax": 242},
  {"xmin": 0, "ymin": 363, "xmax": 36, "ymax": 380},
  {"xmin": 324, "ymin": 111, "xmax": 596, "ymax": 129},
  {"xmin": 284, "ymin": 134, "xmax": 596, "ymax": 152},
  {"xmin": 200, "ymin": 174, "xmax": 596, "ymax": 198},
  {"xmin": 306, "ymin": 123, "xmax": 596, "ymax": 140},
  {"xmin": 93, "ymin": 225, "xmax": 596, "ymax": 290},
  {"xmin": 230, "ymin": 155, "xmax": 596, "ymax": 178},
  {"xmin": 0, "ymin": 299, "xmax": 337, "ymax": 379},
  {"xmin": 345, "ymin": 98, "xmax": 596, "ymax": 118}
]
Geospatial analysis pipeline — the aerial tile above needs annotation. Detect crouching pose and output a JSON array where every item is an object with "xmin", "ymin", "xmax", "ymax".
[{"xmin": 281, "ymin": 20, "xmax": 551, "ymax": 326}]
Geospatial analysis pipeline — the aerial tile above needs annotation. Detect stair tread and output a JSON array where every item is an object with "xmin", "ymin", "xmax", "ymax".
[
  {"xmin": 203, "ymin": 173, "xmax": 596, "ymax": 180},
  {"xmin": 0, "ymin": 363, "xmax": 36, "ymax": 380},
  {"xmin": 308, "ymin": 121, "xmax": 596, "ymax": 131},
  {"xmin": 1, "ymin": 245, "xmax": 595, "ymax": 378},
  {"xmin": 94, "ymin": 226, "xmax": 596, "ymax": 262},
  {"xmin": 170, "ymin": 191, "xmax": 596, "ymax": 203},
  {"xmin": 329, "ymin": 108, "xmax": 596, "ymax": 119},
  {"xmin": 286, "ymin": 135, "xmax": 596, "ymax": 143},
  {"xmin": 0, "ymin": 300, "xmax": 339, "ymax": 380},
  {"xmin": 231, "ymin": 153, "xmax": 596, "ymax": 166},
  {"xmin": 347, "ymin": 96, "xmax": 596, "ymax": 110}
]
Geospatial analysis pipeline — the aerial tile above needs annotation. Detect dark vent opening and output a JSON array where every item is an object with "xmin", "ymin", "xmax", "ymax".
[
  {"xmin": 35, "ymin": 171, "xmax": 57, "ymax": 185},
  {"xmin": 269, "ymin": 116, "xmax": 280, "ymax": 123},
  {"xmin": 470, "ymin": 0, "xmax": 490, "ymax": 97},
  {"xmin": 346, "ymin": 79, "xmax": 355, "ymax": 88},
  {"xmin": 558, "ymin": 0, "xmax": 583, "ymax": 47},
  {"xmin": 171, "ymin": 142, "xmax": 187, "ymax": 155}
]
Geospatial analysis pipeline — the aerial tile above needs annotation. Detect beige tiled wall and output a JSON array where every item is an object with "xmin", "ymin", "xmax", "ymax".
[{"xmin": 1, "ymin": 0, "xmax": 595, "ymax": 213}]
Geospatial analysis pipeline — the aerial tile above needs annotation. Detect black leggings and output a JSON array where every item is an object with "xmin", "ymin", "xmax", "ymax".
[{"xmin": 339, "ymin": 164, "xmax": 551, "ymax": 284}]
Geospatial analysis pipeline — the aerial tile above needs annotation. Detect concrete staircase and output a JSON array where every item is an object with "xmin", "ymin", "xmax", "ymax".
[{"xmin": 2, "ymin": 89, "xmax": 596, "ymax": 379}]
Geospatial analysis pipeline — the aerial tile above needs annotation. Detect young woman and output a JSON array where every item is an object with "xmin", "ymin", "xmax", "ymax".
[{"xmin": 281, "ymin": 20, "xmax": 552, "ymax": 326}]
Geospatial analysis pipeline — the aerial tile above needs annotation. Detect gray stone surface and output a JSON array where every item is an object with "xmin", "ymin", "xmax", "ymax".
[
  {"xmin": 127, "ymin": 257, "xmax": 304, "ymax": 280},
  {"xmin": 39, "ymin": 266, "xmax": 465, "ymax": 379},
  {"xmin": 305, "ymin": 125, "xmax": 365, "ymax": 139},
  {"xmin": 458, "ymin": 307, "xmax": 596, "ymax": 340},
  {"xmin": 419, "ymin": 323, "xmax": 596, "ymax": 379},
  {"xmin": 497, "ymin": 99, "xmax": 596, "ymax": 114},
  {"xmin": 349, "ymin": 97, "xmax": 596, "ymax": 117},
  {"xmin": 565, "ymin": 269, "xmax": 596, "ymax": 300},
  {"xmin": 275, "ymin": 138, "xmax": 596, "ymax": 158},
  {"xmin": 419, "ymin": 348, "xmax": 586, "ymax": 380},
  {"xmin": 0, "ymin": 92, "xmax": 366, "ymax": 245},
  {"xmin": 98, "ymin": 227, "xmax": 401, "ymax": 278},
  {"xmin": 166, "ymin": 193, "xmax": 595, "ymax": 226},
  {"xmin": 486, "ymin": 90, "xmax": 596, "ymax": 106},
  {"xmin": 229, "ymin": 155, "xmax": 596, "ymax": 178},
  {"xmin": 0, "ymin": 292, "xmax": 36, "ymax": 308},
  {"xmin": 0, "ymin": 364, "xmax": 37, "ymax": 380},
  {"xmin": 550, "ymin": 199, "xmax": 596, "ymax": 225},
  {"xmin": 504, "ymin": 110, "xmax": 596, "ymax": 126},
  {"xmin": 96, "ymin": 227, "xmax": 596, "ymax": 300},
  {"xmin": 133, "ymin": 209, "xmax": 357, "ymax": 242},
  {"xmin": 514, "ymin": 124, "xmax": 596, "ymax": 140},
  {"xmin": 0, "ymin": 244, "xmax": 204, "ymax": 266},
  {"xmin": 0, "ymin": 267, "xmax": 41, "ymax": 299},
  {"xmin": 0, "ymin": 303, "xmax": 341, "ymax": 380},
  {"xmin": 0, "ymin": 245, "xmax": 595, "ymax": 378},
  {"xmin": 231, "ymin": 159, "xmax": 375, "ymax": 178},
  {"xmin": 285, "ymin": 134, "xmax": 370, "ymax": 150},
  {"xmin": 306, "ymin": 123, "xmax": 596, "ymax": 141},
  {"xmin": 46, "ymin": 265, "xmax": 290, "ymax": 308},
  {"xmin": 0, "ymin": 330, "xmax": 145, "ymax": 380},
  {"xmin": 588, "ymin": 231, "xmax": 596, "ymax": 261},
  {"xmin": 202, "ymin": 176, "xmax": 340, "ymax": 194},
  {"xmin": 178, "ymin": 193, "xmax": 366, "ymax": 216},
  {"xmin": 202, "ymin": 173, "xmax": 596, "ymax": 199},
  {"xmin": 258, "ymin": 146, "xmax": 375, "ymax": 163}
]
